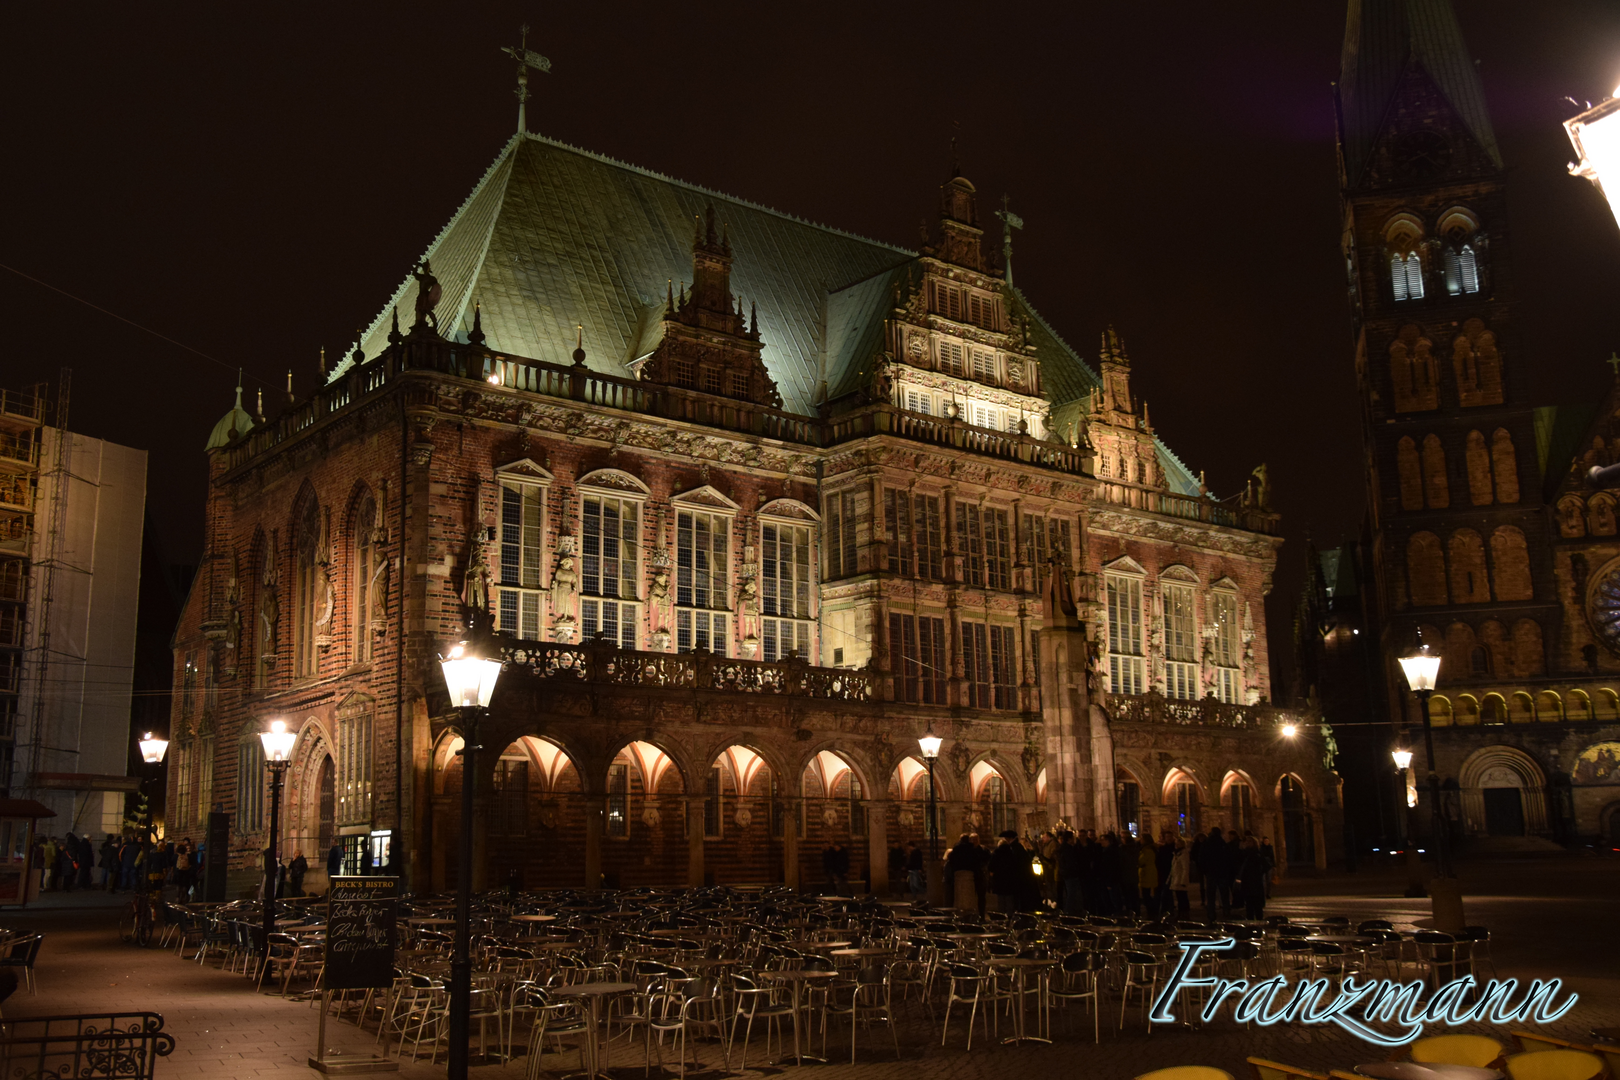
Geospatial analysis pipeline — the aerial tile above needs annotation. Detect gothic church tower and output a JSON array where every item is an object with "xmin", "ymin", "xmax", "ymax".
[{"xmin": 1338, "ymin": 0, "xmax": 1553, "ymax": 722}]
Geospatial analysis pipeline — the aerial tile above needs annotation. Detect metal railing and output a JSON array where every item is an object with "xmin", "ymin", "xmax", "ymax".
[
  {"xmin": 1106, "ymin": 691, "xmax": 1304, "ymax": 730},
  {"xmin": 498, "ymin": 638, "xmax": 876, "ymax": 703},
  {"xmin": 0, "ymin": 1013, "xmax": 175, "ymax": 1079}
]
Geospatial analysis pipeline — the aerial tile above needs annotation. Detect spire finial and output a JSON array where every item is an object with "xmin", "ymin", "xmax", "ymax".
[
  {"xmin": 350, "ymin": 328, "xmax": 365, "ymax": 365},
  {"xmin": 667, "ymin": 278, "xmax": 675, "ymax": 314},
  {"xmin": 501, "ymin": 24, "xmax": 550, "ymax": 136},
  {"xmin": 995, "ymin": 195, "xmax": 1023, "ymax": 287},
  {"xmin": 572, "ymin": 324, "xmax": 586, "ymax": 366},
  {"xmin": 255, "ymin": 387, "xmax": 264, "ymax": 422},
  {"xmin": 318, "ymin": 345, "xmax": 327, "ymax": 376},
  {"xmin": 286, "ymin": 369, "xmax": 294, "ymax": 405},
  {"xmin": 388, "ymin": 306, "xmax": 404, "ymax": 346},
  {"xmin": 468, "ymin": 300, "xmax": 486, "ymax": 347}
]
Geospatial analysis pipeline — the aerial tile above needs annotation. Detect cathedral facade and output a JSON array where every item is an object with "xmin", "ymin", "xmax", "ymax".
[
  {"xmin": 1333, "ymin": 0, "xmax": 1620, "ymax": 849},
  {"xmin": 168, "ymin": 132, "xmax": 1337, "ymax": 894}
]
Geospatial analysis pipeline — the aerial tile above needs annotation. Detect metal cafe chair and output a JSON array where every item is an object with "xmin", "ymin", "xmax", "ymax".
[
  {"xmin": 1048, "ymin": 950, "xmax": 1102, "ymax": 1043},
  {"xmin": 728, "ymin": 973, "xmax": 794, "ymax": 1071},
  {"xmin": 940, "ymin": 962, "xmax": 1010, "ymax": 1049},
  {"xmin": 1118, "ymin": 951, "xmax": 1164, "ymax": 1034}
]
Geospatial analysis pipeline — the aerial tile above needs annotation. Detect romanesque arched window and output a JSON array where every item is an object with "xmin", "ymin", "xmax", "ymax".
[
  {"xmin": 1490, "ymin": 526, "xmax": 1533, "ymax": 601},
  {"xmin": 1448, "ymin": 529, "xmax": 1489, "ymax": 604},
  {"xmin": 1422, "ymin": 434, "xmax": 1448, "ymax": 508},
  {"xmin": 1465, "ymin": 430, "xmax": 1493, "ymax": 505},
  {"xmin": 1397, "ymin": 437, "xmax": 1423, "ymax": 510},
  {"xmin": 1453, "ymin": 318, "xmax": 1503, "ymax": 407},
  {"xmin": 1511, "ymin": 618, "xmax": 1546, "ymax": 677},
  {"xmin": 1407, "ymin": 532, "xmax": 1448, "ymax": 607},
  {"xmin": 1390, "ymin": 325, "xmax": 1438, "ymax": 412},
  {"xmin": 1440, "ymin": 210, "xmax": 1482, "ymax": 296},
  {"xmin": 1491, "ymin": 429, "xmax": 1519, "ymax": 504},
  {"xmin": 1390, "ymin": 252, "xmax": 1424, "ymax": 301}
]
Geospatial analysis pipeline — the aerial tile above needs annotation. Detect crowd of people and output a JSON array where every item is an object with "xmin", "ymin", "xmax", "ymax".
[
  {"xmin": 889, "ymin": 826, "xmax": 1278, "ymax": 920},
  {"xmin": 31, "ymin": 833, "xmax": 204, "ymax": 898}
]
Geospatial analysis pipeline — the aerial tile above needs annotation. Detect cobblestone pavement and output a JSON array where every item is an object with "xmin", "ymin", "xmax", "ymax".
[{"xmin": 2, "ymin": 852, "xmax": 1615, "ymax": 1079}]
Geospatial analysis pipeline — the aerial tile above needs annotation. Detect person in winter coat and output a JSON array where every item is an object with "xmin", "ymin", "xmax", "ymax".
[
  {"xmin": 1235, "ymin": 837, "xmax": 1269, "ymax": 919},
  {"xmin": 1056, "ymin": 831, "xmax": 1086, "ymax": 915},
  {"xmin": 1118, "ymin": 836, "xmax": 1141, "ymax": 915},
  {"xmin": 1136, "ymin": 836, "xmax": 1160, "ymax": 917},
  {"xmin": 288, "ymin": 850, "xmax": 308, "ymax": 897},
  {"xmin": 1169, "ymin": 837, "xmax": 1191, "ymax": 918},
  {"xmin": 99, "ymin": 835, "xmax": 118, "ymax": 890},
  {"xmin": 904, "ymin": 842, "xmax": 925, "ymax": 900},
  {"xmin": 1154, "ymin": 835, "xmax": 1175, "ymax": 917},
  {"xmin": 988, "ymin": 831, "xmax": 1032, "ymax": 913}
]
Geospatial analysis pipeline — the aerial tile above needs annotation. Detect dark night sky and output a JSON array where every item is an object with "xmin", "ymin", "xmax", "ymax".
[{"xmin": 5, "ymin": 2, "xmax": 1620, "ymax": 694}]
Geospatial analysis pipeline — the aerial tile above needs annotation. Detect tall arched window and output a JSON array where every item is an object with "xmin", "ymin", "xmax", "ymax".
[
  {"xmin": 1465, "ymin": 431, "xmax": 1492, "ymax": 505},
  {"xmin": 1422, "ymin": 434, "xmax": 1448, "ymax": 508},
  {"xmin": 1489, "ymin": 527, "xmax": 1533, "ymax": 601},
  {"xmin": 1447, "ymin": 529, "xmax": 1489, "ymax": 603},
  {"xmin": 1445, "ymin": 245, "xmax": 1480, "ymax": 295},
  {"xmin": 236, "ymin": 737, "xmax": 265, "ymax": 831},
  {"xmin": 1491, "ymin": 429, "xmax": 1519, "ymax": 504},
  {"xmin": 353, "ymin": 492, "xmax": 375, "ymax": 664},
  {"xmin": 1396, "ymin": 437, "xmax": 1423, "ymax": 510},
  {"xmin": 1391, "ymin": 252, "xmax": 1424, "ymax": 301},
  {"xmin": 294, "ymin": 499, "xmax": 323, "ymax": 679},
  {"xmin": 1407, "ymin": 532, "xmax": 1448, "ymax": 607}
]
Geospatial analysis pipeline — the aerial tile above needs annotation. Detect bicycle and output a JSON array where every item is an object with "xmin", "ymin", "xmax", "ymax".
[{"xmin": 118, "ymin": 871, "xmax": 166, "ymax": 947}]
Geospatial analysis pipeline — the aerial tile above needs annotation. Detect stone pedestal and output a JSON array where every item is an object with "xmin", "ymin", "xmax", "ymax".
[{"xmin": 1429, "ymin": 877, "xmax": 1466, "ymax": 934}]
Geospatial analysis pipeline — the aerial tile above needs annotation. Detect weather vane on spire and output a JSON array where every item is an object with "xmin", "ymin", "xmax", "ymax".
[
  {"xmin": 995, "ymin": 194, "xmax": 1023, "ymax": 287},
  {"xmin": 501, "ymin": 23, "xmax": 551, "ymax": 136}
]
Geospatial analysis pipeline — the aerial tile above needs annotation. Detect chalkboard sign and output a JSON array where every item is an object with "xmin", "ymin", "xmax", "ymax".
[{"xmin": 324, "ymin": 876, "xmax": 398, "ymax": 991}]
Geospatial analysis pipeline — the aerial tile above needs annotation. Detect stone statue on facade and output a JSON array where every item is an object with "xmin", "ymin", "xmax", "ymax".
[
  {"xmin": 550, "ymin": 555, "xmax": 578, "ymax": 624},
  {"xmin": 649, "ymin": 566, "xmax": 673, "ymax": 644},
  {"xmin": 462, "ymin": 537, "xmax": 491, "ymax": 624}
]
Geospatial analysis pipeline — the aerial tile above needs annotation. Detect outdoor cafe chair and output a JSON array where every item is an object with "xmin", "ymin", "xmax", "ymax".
[
  {"xmin": 1460, "ymin": 926, "xmax": 1497, "ymax": 979},
  {"xmin": 524, "ymin": 987, "xmax": 592, "ymax": 1080},
  {"xmin": 940, "ymin": 962, "xmax": 1010, "ymax": 1050},
  {"xmin": 1049, "ymin": 950, "xmax": 1102, "ymax": 1043},
  {"xmin": 818, "ymin": 965, "xmax": 899, "ymax": 1064},
  {"xmin": 1413, "ymin": 931, "xmax": 1468, "ymax": 987},
  {"xmin": 1119, "ymin": 951, "xmax": 1164, "ymax": 1033},
  {"xmin": 0, "ymin": 934, "xmax": 42, "ymax": 995},
  {"xmin": 1409, "ymin": 1034, "xmax": 1506, "ymax": 1068},
  {"xmin": 1503, "ymin": 1050, "xmax": 1607, "ymax": 1080},
  {"xmin": 729, "ymin": 973, "xmax": 794, "ymax": 1072}
]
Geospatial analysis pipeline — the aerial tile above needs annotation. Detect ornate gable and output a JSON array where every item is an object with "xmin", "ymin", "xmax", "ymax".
[
  {"xmin": 495, "ymin": 458, "xmax": 555, "ymax": 484},
  {"xmin": 671, "ymin": 485, "xmax": 740, "ymax": 512},
  {"xmin": 758, "ymin": 498, "xmax": 821, "ymax": 522},
  {"xmin": 577, "ymin": 468, "xmax": 650, "ymax": 495},
  {"xmin": 638, "ymin": 204, "xmax": 782, "ymax": 409}
]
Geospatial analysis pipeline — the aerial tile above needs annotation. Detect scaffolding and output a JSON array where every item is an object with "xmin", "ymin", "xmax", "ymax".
[{"xmin": 0, "ymin": 383, "xmax": 47, "ymax": 796}]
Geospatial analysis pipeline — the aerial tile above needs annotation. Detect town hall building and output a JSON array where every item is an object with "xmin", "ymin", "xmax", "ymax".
[{"xmin": 167, "ymin": 119, "xmax": 1336, "ymax": 894}]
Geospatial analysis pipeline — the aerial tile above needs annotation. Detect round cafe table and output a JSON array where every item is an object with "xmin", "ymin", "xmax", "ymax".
[
  {"xmin": 553, "ymin": 981, "xmax": 636, "ymax": 1080},
  {"xmin": 1355, "ymin": 1063, "xmax": 1503, "ymax": 1080},
  {"xmin": 1592, "ymin": 1028, "xmax": 1620, "ymax": 1044},
  {"xmin": 988, "ymin": 957, "xmax": 1055, "ymax": 1044},
  {"xmin": 760, "ymin": 969, "xmax": 837, "ymax": 1066},
  {"xmin": 405, "ymin": 917, "xmax": 455, "ymax": 927},
  {"xmin": 511, "ymin": 914, "xmax": 556, "ymax": 924}
]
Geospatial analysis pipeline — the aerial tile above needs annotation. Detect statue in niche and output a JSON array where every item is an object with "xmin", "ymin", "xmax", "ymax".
[
  {"xmin": 313, "ymin": 509, "xmax": 336, "ymax": 651},
  {"xmin": 462, "ymin": 537, "xmax": 490, "ymax": 626},
  {"xmin": 736, "ymin": 576, "xmax": 760, "ymax": 657},
  {"xmin": 649, "ymin": 567, "xmax": 673, "ymax": 640},
  {"xmin": 550, "ymin": 555, "xmax": 578, "ymax": 623},
  {"xmin": 412, "ymin": 260, "xmax": 442, "ymax": 331},
  {"xmin": 259, "ymin": 533, "xmax": 279, "ymax": 661}
]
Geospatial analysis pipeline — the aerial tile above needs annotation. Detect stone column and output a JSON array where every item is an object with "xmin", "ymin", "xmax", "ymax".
[
  {"xmin": 687, "ymin": 797, "xmax": 706, "ymax": 887},
  {"xmin": 866, "ymin": 799, "xmax": 889, "ymax": 896},
  {"xmin": 583, "ymin": 795, "xmax": 603, "ymax": 891},
  {"xmin": 782, "ymin": 799, "xmax": 800, "ymax": 890}
]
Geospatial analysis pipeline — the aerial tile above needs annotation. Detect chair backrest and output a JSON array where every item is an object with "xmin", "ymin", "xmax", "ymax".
[
  {"xmin": 1357, "ymin": 920, "xmax": 1394, "ymax": 932},
  {"xmin": 1247, "ymin": 1058, "xmax": 1329, "ymax": 1080},
  {"xmin": 1504, "ymin": 1050, "xmax": 1606, "ymax": 1080},
  {"xmin": 1411, "ymin": 1034, "xmax": 1505, "ymax": 1068},
  {"xmin": 1062, "ymin": 950, "xmax": 1093, "ymax": 974}
]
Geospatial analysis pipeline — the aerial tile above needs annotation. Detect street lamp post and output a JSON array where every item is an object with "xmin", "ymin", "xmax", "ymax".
[
  {"xmin": 1398, "ymin": 645, "xmax": 1465, "ymax": 931},
  {"xmin": 137, "ymin": 732, "xmax": 169, "ymax": 842},
  {"xmin": 439, "ymin": 639, "xmax": 503, "ymax": 1080},
  {"xmin": 917, "ymin": 727, "xmax": 943, "ymax": 906},
  {"xmin": 1391, "ymin": 743, "xmax": 1425, "ymax": 899},
  {"xmin": 258, "ymin": 719, "xmax": 296, "ymax": 962}
]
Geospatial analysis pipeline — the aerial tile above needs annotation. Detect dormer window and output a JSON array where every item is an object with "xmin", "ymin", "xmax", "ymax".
[
  {"xmin": 938, "ymin": 341, "xmax": 965, "ymax": 375},
  {"xmin": 935, "ymin": 282, "xmax": 963, "ymax": 320}
]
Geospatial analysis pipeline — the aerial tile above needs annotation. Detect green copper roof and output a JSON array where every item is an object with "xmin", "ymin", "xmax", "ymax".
[
  {"xmin": 1338, "ymin": 0, "xmax": 1501, "ymax": 185},
  {"xmin": 335, "ymin": 134, "xmax": 1111, "ymax": 418}
]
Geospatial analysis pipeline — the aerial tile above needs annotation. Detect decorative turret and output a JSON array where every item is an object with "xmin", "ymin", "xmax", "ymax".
[
  {"xmin": 205, "ymin": 377, "xmax": 255, "ymax": 452},
  {"xmin": 638, "ymin": 205, "xmax": 780, "ymax": 408},
  {"xmin": 1099, "ymin": 326, "xmax": 1133, "ymax": 417},
  {"xmin": 929, "ymin": 172, "xmax": 985, "ymax": 271}
]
